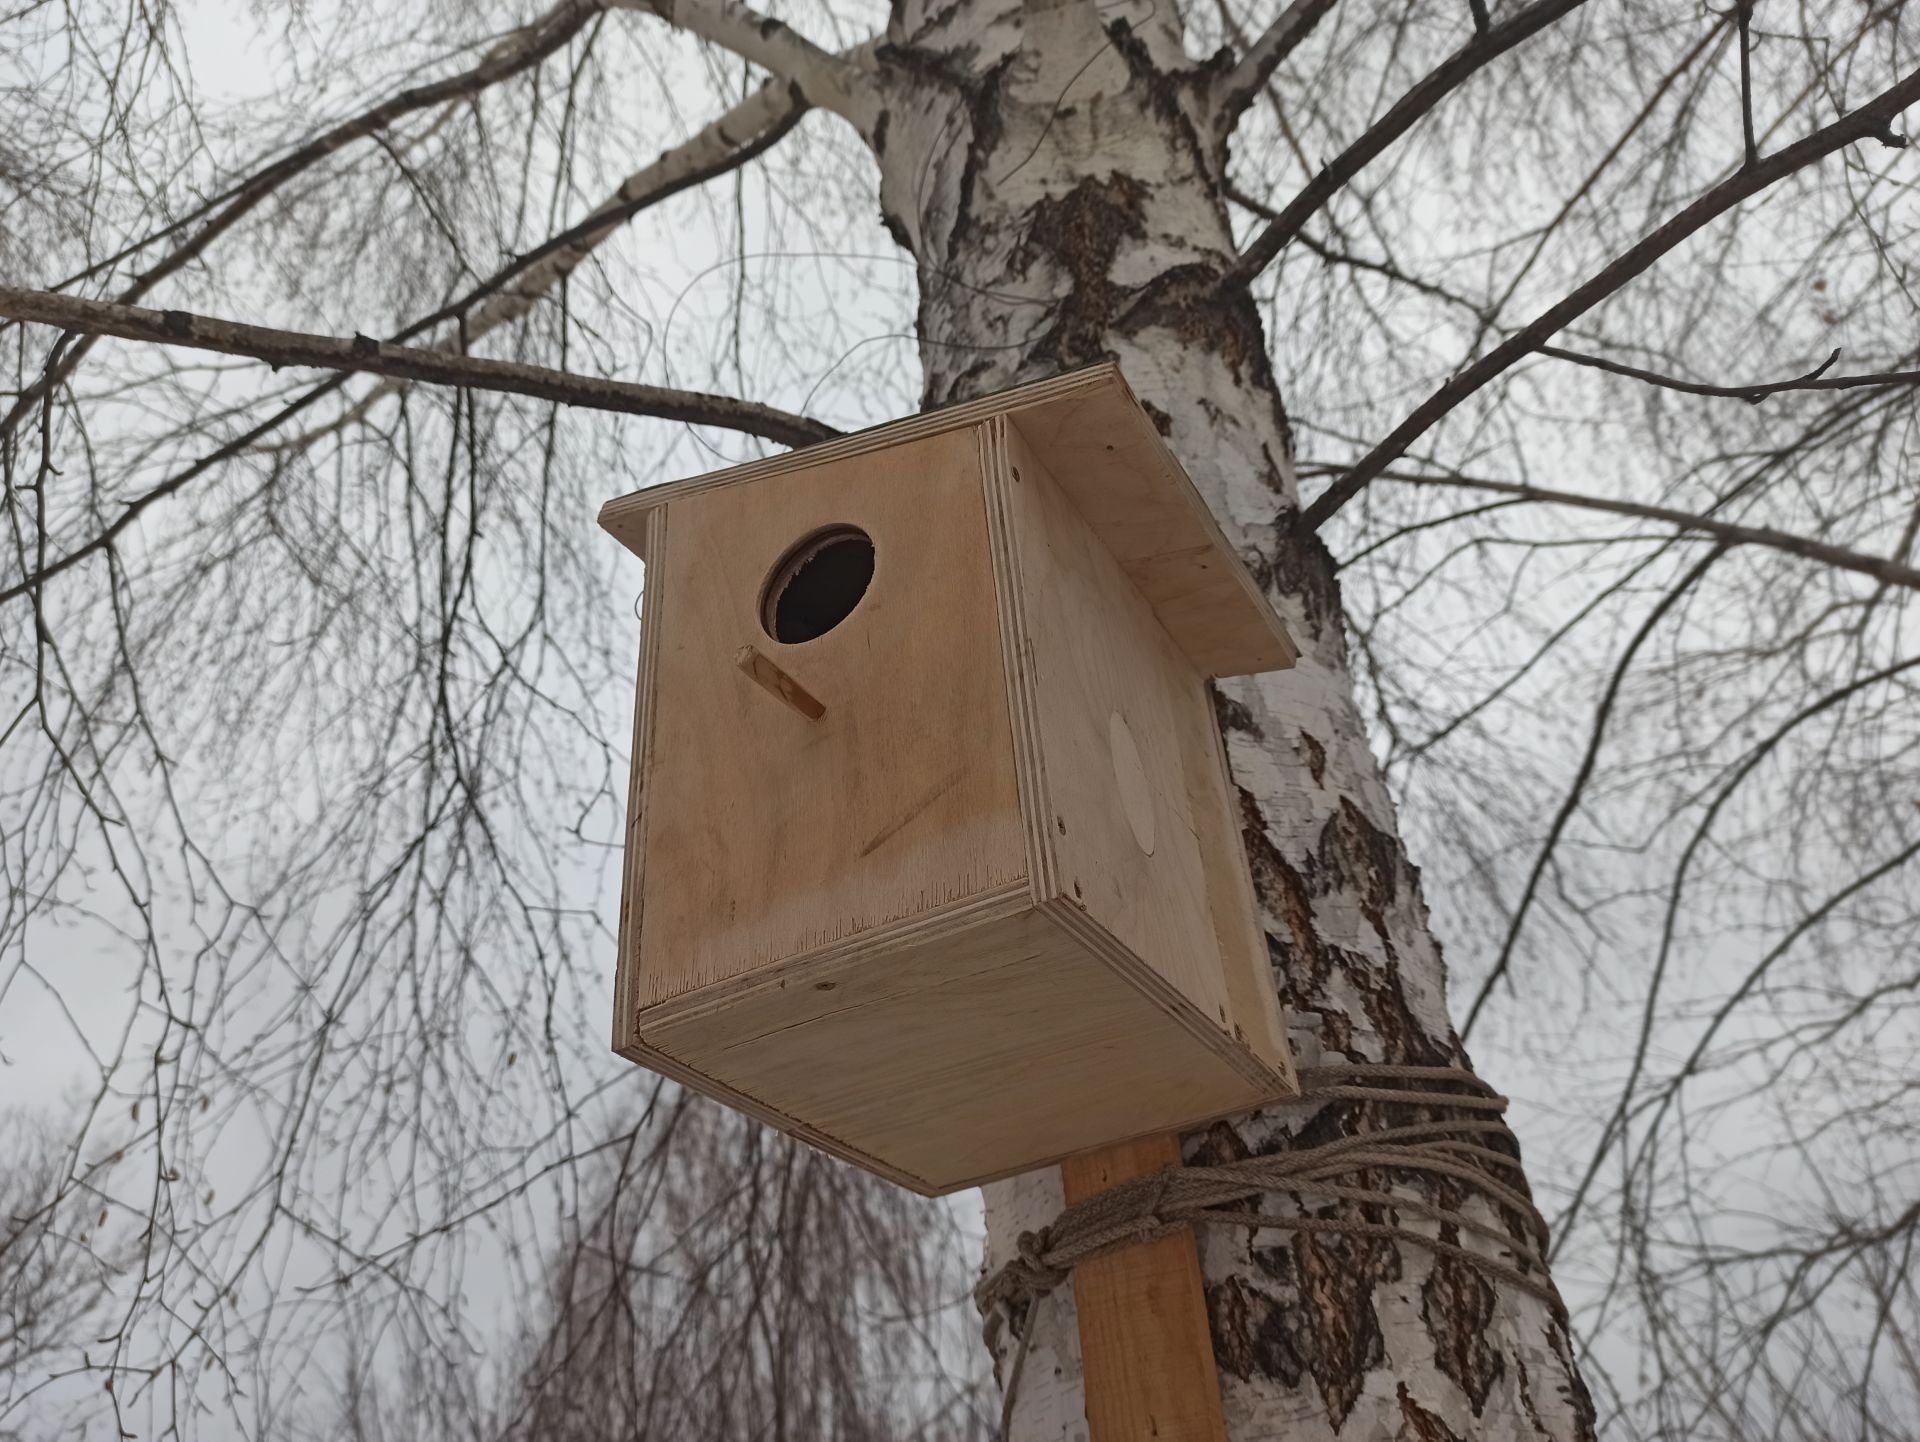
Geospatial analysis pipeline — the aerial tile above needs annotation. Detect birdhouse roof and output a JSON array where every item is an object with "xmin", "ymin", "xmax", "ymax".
[{"xmin": 598, "ymin": 363, "xmax": 1296, "ymax": 677}]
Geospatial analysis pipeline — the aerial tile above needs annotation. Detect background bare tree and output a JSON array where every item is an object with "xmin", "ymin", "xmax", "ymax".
[
  {"xmin": 2, "ymin": 1, "xmax": 1917, "ymax": 1439},
  {"xmin": 1, "ymin": 1107, "xmax": 122, "ymax": 1434}
]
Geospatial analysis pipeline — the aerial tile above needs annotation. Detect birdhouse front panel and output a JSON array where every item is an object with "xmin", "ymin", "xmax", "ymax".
[
  {"xmin": 632, "ymin": 427, "xmax": 1028, "ymax": 1008},
  {"xmin": 601, "ymin": 365, "xmax": 1301, "ymax": 1194}
]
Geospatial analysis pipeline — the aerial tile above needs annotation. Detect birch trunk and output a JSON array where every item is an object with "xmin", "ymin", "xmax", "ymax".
[{"xmin": 858, "ymin": 1, "xmax": 1598, "ymax": 1436}]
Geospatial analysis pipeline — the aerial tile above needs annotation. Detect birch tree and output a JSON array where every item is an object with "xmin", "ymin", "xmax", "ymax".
[{"xmin": 3, "ymin": 2, "xmax": 1918, "ymax": 1439}]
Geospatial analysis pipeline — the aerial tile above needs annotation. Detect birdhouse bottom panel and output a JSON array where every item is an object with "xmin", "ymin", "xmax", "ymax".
[{"xmin": 628, "ymin": 896, "xmax": 1281, "ymax": 1195}]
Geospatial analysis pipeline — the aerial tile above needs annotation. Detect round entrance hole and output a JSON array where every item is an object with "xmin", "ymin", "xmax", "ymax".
[{"xmin": 761, "ymin": 526, "xmax": 875, "ymax": 644}]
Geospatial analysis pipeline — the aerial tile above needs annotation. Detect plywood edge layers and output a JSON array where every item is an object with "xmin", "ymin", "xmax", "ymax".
[
  {"xmin": 612, "ymin": 506, "xmax": 670, "ymax": 1055},
  {"xmin": 1038, "ymin": 899, "xmax": 1287, "ymax": 1098},
  {"xmin": 634, "ymin": 878, "xmax": 1034, "ymax": 1033},
  {"xmin": 978, "ymin": 416, "xmax": 1061, "ymax": 898},
  {"xmin": 614, "ymin": 1034, "xmax": 938, "ymax": 1194},
  {"xmin": 597, "ymin": 366, "xmax": 1120, "ymax": 552},
  {"xmin": 999, "ymin": 404, "xmax": 1296, "ymax": 679},
  {"xmin": 630, "ymin": 892, "xmax": 1290, "ymax": 1197},
  {"xmin": 1172, "ymin": 682, "xmax": 1297, "ymax": 1090},
  {"xmin": 597, "ymin": 365, "xmax": 1296, "ymax": 679}
]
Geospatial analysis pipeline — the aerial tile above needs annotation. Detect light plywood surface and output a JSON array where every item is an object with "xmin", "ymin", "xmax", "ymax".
[
  {"xmin": 990, "ymin": 420, "xmax": 1290, "ymax": 1094},
  {"xmin": 630, "ymin": 427, "xmax": 1027, "ymax": 1011},
  {"xmin": 1009, "ymin": 387, "xmax": 1294, "ymax": 678},
  {"xmin": 996, "ymin": 419, "xmax": 1231, "ymax": 1028},
  {"xmin": 1062, "ymin": 1135, "xmax": 1229, "ymax": 1442},
  {"xmin": 642, "ymin": 905, "xmax": 1275, "ymax": 1192},
  {"xmin": 606, "ymin": 372, "xmax": 1300, "ymax": 1190},
  {"xmin": 600, "ymin": 365, "xmax": 1295, "ymax": 678}
]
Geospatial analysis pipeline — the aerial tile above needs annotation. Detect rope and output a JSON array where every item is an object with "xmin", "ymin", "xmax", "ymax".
[{"xmin": 975, "ymin": 1063, "xmax": 1566, "ymax": 1416}]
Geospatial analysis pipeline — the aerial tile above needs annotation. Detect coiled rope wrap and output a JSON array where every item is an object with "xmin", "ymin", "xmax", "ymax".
[{"xmin": 975, "ymin": 1064, "xmax": 1564, "ymax": 1329}]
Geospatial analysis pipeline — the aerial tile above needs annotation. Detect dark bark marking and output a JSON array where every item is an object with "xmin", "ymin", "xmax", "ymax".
[
  {"xmin": 1236, "ymin": 787, "xmax": 1328, "ymax": 991},
  {"xmin": 1397, "ymin": 1384, "xmax": 1468, "ymax": 1442},
  {"xmin": 1012, "ymin": 172, "xmax": 1148, "ymax": 367},
  {"xmin": 1316, "ymin": 797, "xmax": 1401, "ymax": 948},
  {"xmin": 1293, "ymin": 1223, "xmax": 1398, "ymax": 1429},
  {"xmin": 1140, "ymin": 397, "xmax": 1174, "ymax": 436},
  {"xmin": 1515, "ymin": 1355, "xmax": 1553, "ymax": 1438},
  {"xmin": 1210, "ymin": 1274, "xmax": 1306, "ymax": 1387},
  {"xmin": 1266, "ymin": 524, "xmax": 1342, "ymax": 635},
  {"xmin": 880, "ymin": 204, "xmax": 914, "ymax": 253},
  {"xmin": 1210, "ymin": 685, "xmax": 1262, "ymax": 740},
  {"xmin": 1104, "ymin": 16, "xmax": 1229, "ymax": 192},
  {"xmin": 1123, "ymin": 263, "xmax": 1271, "ymax": 380},
  {"xmin": 1422, "ymin": 1250, "xmax": 1504, "ymax": 1414},
  {"xmin": 1211, "ymin": 1211, "xmax": 1402, "ymax": 1432},
  {"xmin": 1547, "ymin": 1320, "xmax": 1600, "ymax": 1439},
  {"xmin": 1190, "ymin": 1116, "xmax": 1253, "ymax": 1167},
  {"xmin": 1344, "ymin": 958, "xmax": 1457, "ymax": 1071},
  {"xmin": 1300, "ymin": 729, "xmax": 1326, "ymax": 786}
]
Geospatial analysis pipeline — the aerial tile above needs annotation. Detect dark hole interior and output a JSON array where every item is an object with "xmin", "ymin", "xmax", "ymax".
[{"xmin": 763, "ymin": 527, "xmax": 875, "ymax": 644}]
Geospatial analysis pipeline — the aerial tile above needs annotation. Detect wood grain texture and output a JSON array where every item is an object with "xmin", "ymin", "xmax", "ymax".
[
  {"xmin": 1006, "ymin": 392, "xmax": 1295, "ymax": 677},
  {"xmin": 735, "ymin": 644, "xmax": 826, "ymax": 720},
  {"xmin": 608, "ymin": 388, "xmax": 1298, "ymax": 1192},
  {"xmin": 998, "ymin": 419, "xmax": 1233, "ymax": 1031},
  {"xmin": 1062, "ymin": 1135, "xmax": 1229, "ymax": 1442},
  {"xmin": 642, "ymin": 903, "xmax": 1274, "ymax": 1193},
  {"xmin": 599, "ymin": 365, "xmax": 1296, "ymax": 677},
  {"xmin": 989, "ymin": 422, "xmax": 1293, "ymax": 1096},
  {"xmin": 1169, "ymin": 660, "xmax": 1296, "ymax": 1084},
  {"xmin": 631, "ymin": 427, "xmax": 1027, "ymax": 1009}
]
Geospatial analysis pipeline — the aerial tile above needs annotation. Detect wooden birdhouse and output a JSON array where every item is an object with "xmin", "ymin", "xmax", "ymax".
[{"xmin": 598, "ymin": 364, "xmax": 1299, "ymax": 1195}]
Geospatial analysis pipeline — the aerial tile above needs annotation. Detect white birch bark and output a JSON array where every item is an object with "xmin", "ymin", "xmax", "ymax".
[
  {"xmin": 847, "ymin": 1, "xmax": 1597, "ymax": 1437},
  {"xmin": 615, "ymin": 0, "xmax": 1595, "ymax": 1429}
]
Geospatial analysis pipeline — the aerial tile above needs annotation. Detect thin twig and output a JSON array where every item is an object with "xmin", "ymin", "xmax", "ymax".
[
  {"xmin": 1352, "ymin": 466, "xmax": 1920, "ymax": 590},
  {"xmin": 0, "ymin": 287, "xmax": 837, "ymax": 605},
  {"xmin": 0, "ymin": 0, "xmax": 601, "ymax": 447},
  {"xmin": 1736, "ymin": 0, "xmax": 1759, "ymax": 168},
  {"xmin": 1298, "ymin": 61, "xmax": 1920, "ymax": 531},
  {"xmin": 1539, "ymin": 343, "xmax": 1920, "ymax": 400},
  {"xmin": 1228, "ymin": 0, "xmax": 1591, "ymax": 282}
]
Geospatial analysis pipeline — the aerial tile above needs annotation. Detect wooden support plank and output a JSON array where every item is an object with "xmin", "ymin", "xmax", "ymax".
[{"xmin": 1061, "ymin": 1135, "xmax": 1228, "ymax": 1442}]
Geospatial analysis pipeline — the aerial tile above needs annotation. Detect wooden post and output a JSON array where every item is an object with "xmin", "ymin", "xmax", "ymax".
[{"xmin": 1061, "ymin": 1133, "xmax": 1228, "ymax": 1442}]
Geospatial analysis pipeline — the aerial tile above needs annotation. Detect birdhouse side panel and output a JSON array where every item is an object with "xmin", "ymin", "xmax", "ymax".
[
  {"xmin": 993, "ymin": 420, "xmax": 1237, "ymax": 1034},
  {"xmin": 628, "ymin": 429, "xmax": 1029, "ymax": 1012}
]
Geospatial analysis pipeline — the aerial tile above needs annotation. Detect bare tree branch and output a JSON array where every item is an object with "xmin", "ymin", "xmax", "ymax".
[
  {"xmin": 0, "ymin": 0, "xmax": 601, "ymax": 447},
  {"xmin": 317, "ymin": 78, "xmax": 807, "ymax": 433},
  {"xmin": 1354, "ymin": 465, "xmax": 1920, "ymax": 590},
  {"xmin": 0, "ymin": 286, "xmax": 837, "ymax": 603},
  {"xmin": 608, "ymin": 0, "xmax": 874, "ymax": 126},
  {"xmin": 1736, "ymin": 0, "xmax": 1759, "ymax": 168},
  {"xmin": 1298, "ymin": 61, "xmax": 1920, "ymax": 531},
  {"xmin": 1459, "ymin": 543, "xmax": 1729, "ymax": 1037},
  {"xmin": 1226, "ymin": 0, "xmax": 1591, "ymax": 283},
  {"xmin": 1538, "ymin": 342, "xmax": 1920, "ymax": 401},
  {"xmin": 1212, "ymin": 0, "xmax": 1340, "ymax": 129}
]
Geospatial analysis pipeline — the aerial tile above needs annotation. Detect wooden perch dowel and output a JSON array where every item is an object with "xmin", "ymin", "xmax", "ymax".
[{"xmin": 735, "ymin": 646, "xmax": 826, "ymax": 720}]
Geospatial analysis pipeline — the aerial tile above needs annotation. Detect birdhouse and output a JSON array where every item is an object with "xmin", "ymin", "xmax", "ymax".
[{"xmin": 598, "ymin": 364, "xmax": 1299, "ymax": 1195}]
